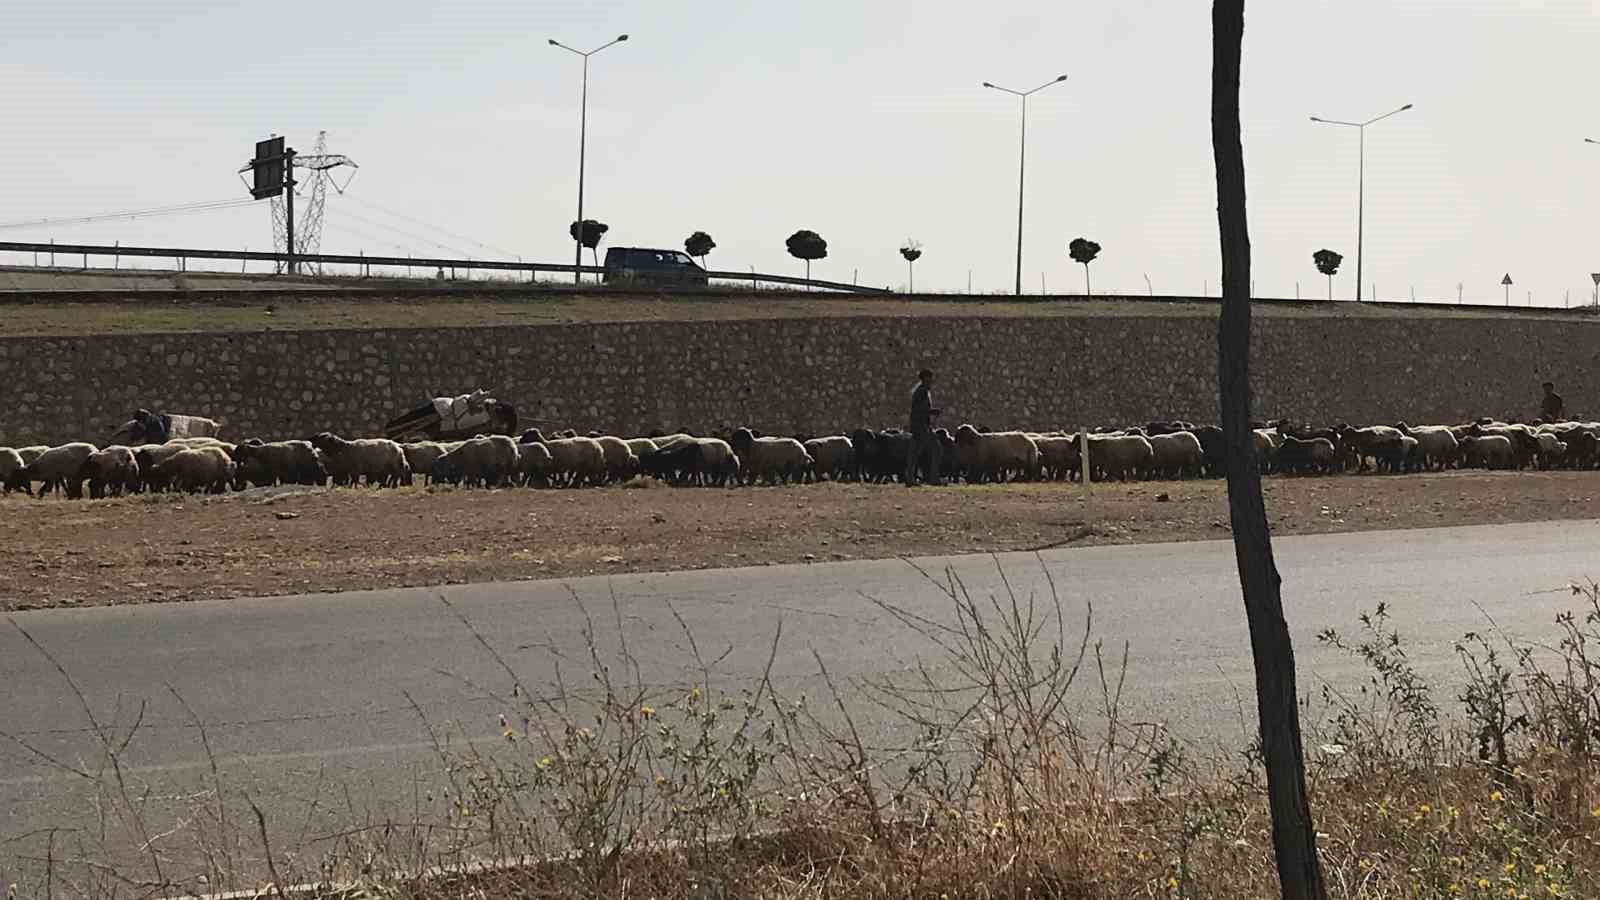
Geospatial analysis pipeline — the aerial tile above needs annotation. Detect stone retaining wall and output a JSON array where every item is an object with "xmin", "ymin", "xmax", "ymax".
[{"xmin": 1, "ymin": 312, "xmax": 1593, "ymax": 446}]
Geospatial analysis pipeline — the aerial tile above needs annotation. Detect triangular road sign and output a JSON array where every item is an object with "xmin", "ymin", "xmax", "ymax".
[
  {"xmin": 1501, "ymin": 273, "xmax": 1513, "ymax": 286},
  {"xmin": 1591, "ymin": 273, "xmax": 1600, "ymax": 287}
]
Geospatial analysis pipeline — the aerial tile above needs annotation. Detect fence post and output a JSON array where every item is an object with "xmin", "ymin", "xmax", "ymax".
[
  {"xmin": 1079, "ymin": 430, "xmax": 1091, "ymax": 491},
  {"xmin": 114, "ymin": 241, "xmax": 120, "ymax": 270}
]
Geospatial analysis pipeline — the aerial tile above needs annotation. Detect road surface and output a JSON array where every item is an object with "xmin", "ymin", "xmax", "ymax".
[{"xmin": 3, "ymin": 519, "xmax": 1596, "ymax": 888}]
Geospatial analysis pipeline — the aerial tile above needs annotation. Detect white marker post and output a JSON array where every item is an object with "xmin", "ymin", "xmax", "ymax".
[{"xmin": 1079, "ymin": 430, "xmax": 1091, "ymax": 492}]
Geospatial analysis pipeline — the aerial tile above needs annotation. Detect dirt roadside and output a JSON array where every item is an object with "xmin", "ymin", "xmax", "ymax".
[{"xmin": 4, "ymin": 470, "xmax": 1598, "ymax": 611}]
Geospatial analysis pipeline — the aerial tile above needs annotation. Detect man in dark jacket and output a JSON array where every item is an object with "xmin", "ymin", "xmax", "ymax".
[
  {"xmin": 905, "ymin": 368, "xmax": 942, "ymax": 485},
  {"xmin": 1540, "ymin": 382, "xmax": 1564, "ymax": 422}
]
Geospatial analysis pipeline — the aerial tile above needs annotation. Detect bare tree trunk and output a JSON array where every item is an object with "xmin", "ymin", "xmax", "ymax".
[{"xmin": 1211, "ymin": 3, "xmax": 1328, "ymax": 898}]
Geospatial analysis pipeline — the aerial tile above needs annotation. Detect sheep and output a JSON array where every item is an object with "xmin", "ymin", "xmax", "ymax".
[
  {"xmin": 1086, "ymin": 433, "xmax": 1152, "ymax": 481},
  {"xmin": 1534, "ymin": 432, "xmax": 1568, "ymax": 469},
  {"xmin": 1030, "ymin": 434, "xmax": 1082, "ymax": 481},
  {"xmin": 310, "ymin": 432, "xmax": 410, "ymax": 488},
  {"xmin": 431, "ymin": 435, "xmax": 520, "ymax": 487},
  {"xmin": 22, "ymin": 443, "xmax": 98, "ymax": 498},
  {"xmin": 594, "ymin": 436, "xmax": 640, "ymax": 483},
  {"xmin": 81, "ymin": 446, "xmax": 138, "ymax": 498},
  {"xmin": 1148, "ymin": 431, "xmax": 1204, "ymax": 479},
  {"xmin": 803, "ymin": 436, "xmax": 854, "ymax": 481},
  {"xmin": 1275, "ymin": 435, "xmax": 1337, "ymax": 475},
  {"xmin": 1, "ymin": 448, "xmax": 31, "ymax": 494},
  {"xmin": 624, "ymin": 438, "xmax": 659, "ymax": 459},
  {"xmin": 1340, "ymin": 425, "xmax": 1406, "ymax": 473},
  {"xmin": 638, "ymin": 441, "xmax": 706, "ymax": 485},
  {"xmin": 513, "ymin": 440, "xmax": 554, "ymax": 486},
  {"xmin": 133, "ymin": 443, "xmax": 193, "ymax": 492},
  {"xmin": 1397, "ymin": 424, "xmax": 1459, "ymax": 471},
  {"xmin": 1459, "ymin": 435, "xmax": 1515, "ymax": 470},
  {"xmin": 953, "ymin": 425, "xmax": 1039, "ymax": 483},
  {"xmin": 675, "ymin": 436, "xmax": 740, "ymax": 486},
  {"xmin": 234, "ymin": 439, "xmax": 325, "ymax": 488},
  {"xmin": 152, "ymin": 447, "xmax": 236, "ymax": 494},
  {"xmin": 400, "ymin": 442, "xmax": 452, "ymax": 485},
  {"xmin": 17, "ymin": 446, "xmax": 49, "ymax": 467},
  {"xmin": 730, "ymin": 428, "xmax": 811, "ymax": 485},
  {"xmin": 1190, "ymin": 425, "xmax": 1226, "ymax": 477},
  {"xmin": 521, "ymin": 430, "xmax": 607, "ymax": 487}
]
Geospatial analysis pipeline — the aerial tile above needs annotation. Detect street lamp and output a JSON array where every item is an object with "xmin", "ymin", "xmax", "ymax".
[
  {"xmin": 1310, "ymin": 102, "xmax": 1413, "ymax": 301},
  {"xmin": 982, "ymin": 74, "xmax": 1068, "ymax": 296},
  {"xmin": 550, "ymin": 33, "xmax": 629, "ymax": 285}
]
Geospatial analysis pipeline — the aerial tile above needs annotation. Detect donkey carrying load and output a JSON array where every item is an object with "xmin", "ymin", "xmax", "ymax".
[
  {"xmin": 109, "ymin": 409, "xmax": 221, "ymax": 445},
  {"xmin": 384, "ymin": 390, "xmax": 519, "ymax": 442}
]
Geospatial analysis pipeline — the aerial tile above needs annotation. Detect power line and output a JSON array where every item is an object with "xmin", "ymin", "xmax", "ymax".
[
  {"xmin": 331, "ymin": 207, "xmax": 480, "ymax": 258},
  {"xmin": 0, "ymin": 198, "xmax": 256, "ymax": 231},
  {"xmin": 337, "ymin": 193, "xmax": 520, "ymax": 258}
]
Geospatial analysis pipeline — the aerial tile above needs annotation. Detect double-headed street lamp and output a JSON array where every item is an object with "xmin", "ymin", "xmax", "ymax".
[
  {"xmin": 550, "ymin": 34, "xmax": 629, "ymax": 285},
  {"xmin": 1310, "ymin": 102, "xmax": 1413, "ymax": 301},
  {"xmin": 983, "ymin": 74, "xmax": 1068, "ymax": 296}
]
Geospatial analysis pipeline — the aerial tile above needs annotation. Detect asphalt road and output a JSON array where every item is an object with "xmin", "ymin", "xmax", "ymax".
[{"xmin": 3, "ymin": 519, "xmax": 1597, "ymax": 889}]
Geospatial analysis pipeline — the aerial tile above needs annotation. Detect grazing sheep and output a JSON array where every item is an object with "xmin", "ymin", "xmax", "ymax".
[
  {"xmin": 730, "ymin": 428, "xmax": 811, "ymax": 485},
  {"xmin": 803, "ymin": 435, "xmax": 855, "ymax": 481},
  {"xmin": 513, "ymin": 441, "xmax": 554, "ymax": 486},
  {"xmin": 133, "ymin": 443, "xmax": 203, "ymax": 491},
  {"xmin": 17, "ymin": 446, "xmax": 50, "ymax": 467},
  {"xmin": 521, "ymin": 430, "xmax": 607, "ymax": 487},
  {"xmin": 624, "ymin": 438, "xmax": 659, "ymax": 459},
  {"xmin": 22, "ymin": 443, "xmax": 98, "ymax": 498},
  {"xmin": 310, "ymin": 433, "xmax": 410, "ymax": 488},
  {"xmin": 953, "ymin": 425, "xmax": 1040, "ymax": 483},
  {"xmin": 1340, "ymin": 426, "xmax": 1406, "ymax": 473},
  {"xmin": 1086, "ymin": 433, "xmax": 1152, "ymax": 481},
  {"xmin": 1, "ymin": 448, "xmax": 32, "ymax": 494},
  {"xmin": 152, "ymin": 447, "xmax": 236, "ymax": 494},
  {"xmin": 638, "ymin": 441, "xmax": 706, "ymax": 485},
  {"xmin": 398, "ymin": 442, "xmax": 450, "ymax": 485},
  {"xmin": 1397, "ymin": 424, "xmax": 1459, "ymax": 471},
  {"xmin": 1030, "ymin": 434, "xmax": 1082, "ymax": 481},
  {"xmin": 594, "ymin": 436, "xmax": 640, "ymax": 483},
  {"xmin": 1275, "ymin": 435, "xmax": 1337, "ymax": 475},
  {"xmin": 234, "ymin": 439, "xmax": 325, "ymax": 487},
  {"xmin": 1459, "ymin": 435, "xmax": 1515, "ymax": 470},
  {"xmin": 1148, "ymin": 431, "xmax": 1204, "ymax": 479},
  {"xmin": 81, "ymin": 446, "xmax": 138, "ymax": 498},
  {"xmin": 1534, "ymin": 432, "xmax": 1568, "ymax": 469},
  {"xmin": 431, "ymin": 435, "xmax": 520, "ymax": 487}
]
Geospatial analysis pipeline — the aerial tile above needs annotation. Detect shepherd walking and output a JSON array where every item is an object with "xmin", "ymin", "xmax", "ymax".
[{"xmin": 904, "ymin": 368, "xmax": 943, "ymax": 486}]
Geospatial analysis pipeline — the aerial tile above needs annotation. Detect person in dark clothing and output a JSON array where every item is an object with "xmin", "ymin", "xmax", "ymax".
[
  {"xmin": 1541, "ymin": 382, "xmax": 1564, "ymax": 422},
  {"xmin": 905, "ymin": 368, "xmax": 942, "ymax": 485}
]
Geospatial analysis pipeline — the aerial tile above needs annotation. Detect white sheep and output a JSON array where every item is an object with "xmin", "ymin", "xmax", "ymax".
[
  {"xmin": 540, "ymin": 437, "xmax": 608, "ymax": 487},
  {"xmin": 311, "ymin": 433, "xmax": 410, "ymax": 488},
  {"xmin": 730, "ymin": 428, "xmax": 811, "ymax": 485},
  {"xmin": 953, "ymin": 425, "xmax": 1040, "ymax": 483},
  {"xmin": 235, "ymin": 439, "xmax": 326, "ymax": 487},
  {"xmin": 0, "ymin": 448, "xmax": 31, "ymax": 494},
  {"xmin": 1460, "ymin": 435, "xmax": 1515, "ymax": 469},
  {"xmin": 1029, "ymin": 434, "xmax": 1081, "ymax": 481},
  {"xmin": 82, "ymin": 446, "xmax": 138, "ymax": 498},
  {"xmin": 1404, "ymin": 426, "xmax": 1459, "ymax": 470},
  {"xmin": 401, "ymin": 442, "xmax": 450, "ymax": 485},
  {"xmin": 1087, "ymin": 433, "xmax": 1153, "ymax": 481},
  {"xmin": 433, "ymin": 436, "xmax": 520, "ymax": 487},
  {"xmin": 22, "ymin": 443, "xmax": 98, "ymax": 498},
  {"xmin": 514, "ymin": 441, "xmax": 555, "ymax": 486},
  {"xmin": 803, "ymin": 436, "xmax": 854, "ymax": 481},
  {"xmin": 594, "ymin": 436, "xmax": 640, "ymax": 483},
  {"xmin": 153, "ymin": 447, "xmax": 236, "ymax": 494},
  {"xmin": 1148, "ymin": 431, "xmax": 1204, "ymax": 478}
]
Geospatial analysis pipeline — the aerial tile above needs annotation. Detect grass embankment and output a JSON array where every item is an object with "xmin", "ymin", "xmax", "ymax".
[{"xmin": 5, "ymin": 470, "xmax": 1599, "ymax": 610}]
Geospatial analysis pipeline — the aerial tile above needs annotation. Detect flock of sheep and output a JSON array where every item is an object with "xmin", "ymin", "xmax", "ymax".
[{"xmin": 2, "ymin": 415, "xmax": 1596, "ymax": 500}]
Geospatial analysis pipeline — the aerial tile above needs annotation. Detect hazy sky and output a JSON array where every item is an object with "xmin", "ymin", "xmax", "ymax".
[{"xmin": 7, "ymin": 2, "xmax": 1600, "ymax": 304}]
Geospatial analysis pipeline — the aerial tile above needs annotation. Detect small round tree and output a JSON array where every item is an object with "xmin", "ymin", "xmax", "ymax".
[
  {"xmin": 684, "ymin": 231, "xmax": 716, "ymax": 268},
  {"xmin": 569, "ymin": 219, "xmax": 610, "ymax": 270},
  {"xmin": 900, "ymin": 240, "xmax": 923, "ymax": 293},
  {"xmin": 1068, "ymin": 237, "xmax": 1101, "ymax": 296},
  {"xmin": 1313, "ymin": 249, "xmax": 1343, "ymax": 301},
  {"xmin": 785, "ymin": 230, "xmax": 828, "ymax": 287}
]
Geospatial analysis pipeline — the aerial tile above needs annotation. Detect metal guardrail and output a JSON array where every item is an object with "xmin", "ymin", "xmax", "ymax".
[{"xmin": 0, "ymin": 240, "xmax": 889, "ymax": 294}]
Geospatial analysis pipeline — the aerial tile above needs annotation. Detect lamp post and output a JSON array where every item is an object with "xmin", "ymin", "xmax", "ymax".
[
  {"xmin": 1310, "ymin": 102, "xmax": 1413, "ymax": 301},
  {"xmin": 982, "ymin": 74, "xmax": 1067, "ymax": 296},
  {"xmin": 550, "ymin": 33, "xmax": 629, "ymax": 285}
]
